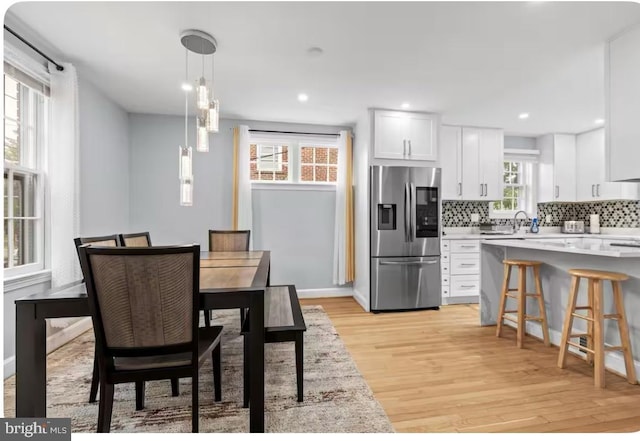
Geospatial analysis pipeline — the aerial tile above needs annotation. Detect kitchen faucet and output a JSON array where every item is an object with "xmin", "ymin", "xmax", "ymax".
[{"xmin": 513, "ymin": 210, "xmax": 528, "ymax": 234}]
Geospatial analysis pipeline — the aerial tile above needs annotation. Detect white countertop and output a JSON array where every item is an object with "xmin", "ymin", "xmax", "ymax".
[{"xmin": 480, "ymin": 236, "xmax": 640, "ymax": 258}]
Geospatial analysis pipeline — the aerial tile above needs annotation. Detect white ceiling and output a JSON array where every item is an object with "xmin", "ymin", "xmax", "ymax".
[{"xmin": 7, "ymin": 1, "xmax": 640, "ymax": 136}]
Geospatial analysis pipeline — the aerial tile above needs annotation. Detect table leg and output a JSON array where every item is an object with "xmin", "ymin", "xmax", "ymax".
[
  {"xmin": 248, "ymin": 291, "xmax": 265, "ymax": 433},
  {"xmin": 16, "ymin": 303, "xmax": 47, "ymax": 417}
]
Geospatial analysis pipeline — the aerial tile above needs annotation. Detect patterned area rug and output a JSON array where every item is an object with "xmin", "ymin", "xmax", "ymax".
[{"xmin": 3, "ymin": 306, "xmax": 393, "ymax": 433}]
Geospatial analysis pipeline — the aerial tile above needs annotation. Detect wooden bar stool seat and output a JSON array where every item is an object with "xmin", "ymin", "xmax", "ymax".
[
  {"xmin": 496, "ymin": 259, "xmax": 550, "ymax": 349},
  {"xmin": 558, "ymin": 268, "xmax": 637, "ymax": 388}
]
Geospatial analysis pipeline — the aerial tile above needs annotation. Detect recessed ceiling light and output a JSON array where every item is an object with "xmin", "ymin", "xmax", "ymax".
[
  {"xmin": 401, "ymin": 102, "xmax": 410, "ymax": 109},
  {"xmin": 594, "ymin": 118, "xmax": 605, "ymax": 125},
  {"xmin": 518, "ymin": 113, "xmax": 530, "ymax": 120},
  {"xmin": 297, "ymin": 93, "xmax": 309, "ymax": 102},
  {"xmin": 181, "ymin": 83, "xmax": 193, "ymax": 92}
]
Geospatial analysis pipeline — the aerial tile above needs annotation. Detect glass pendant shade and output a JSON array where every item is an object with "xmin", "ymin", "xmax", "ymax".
[
  {"xmin": 179, "ymin": 146, "xmax": 193, "ymax": 179},
  {"xmin": 206, "ymin": 99, "xmax": 219, "ymax": 133},
  {"xmin": 197, "ymin": 77, "xmax": 209, "ymax": 110},
  {"xmin": 180, "ymin": 178, "xmax": 193, "ymax": 206},
  {"xmin": 196, "ymin": 116, "xmax": 209, "ymax": 152}
]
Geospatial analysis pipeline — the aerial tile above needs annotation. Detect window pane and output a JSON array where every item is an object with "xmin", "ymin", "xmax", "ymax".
[
  {"xmin": 301, "ymin": 165, "xmax": 313, "ymax": 181},
  {"xmin": 301, "ymin": 147, "xmax": 313, "ymax": 163},
  {"xmin": 259, "ymin": 171, "xmax": 274, "ymax": 181},
  {"xmin": 329, "ymin": 166, "xmax": 337, "ymax": 182},
  {"xmin": 504, "ymin": 162, "xmax": 510, "ymax": 172},
  {"xmin": 4, "ymin": 172, "xmax": 8, "ymax": 216},
  {"xmin": 503, "ymin": 199, "xmax": 513, "ymax": 210},
  {"xmin": 4, "ymin": 119, "xmax": 20, "ymax": 164},
  {"xmin": 5, "ymin": 94, "xmax": 19, "ymax": 121},
  {"xmin": 275, "ymin": 165, "xmax": 288, "ymax": 181},
  {"xmin": 5, "ymin": 75, "xmax": 19, "ymax": 99},
  {"xmin": 329, "ymin": 149, "xmax": 338, "ymax": 165},
  {"xmin": 315, "ymin": 165, "xmax": 328, "ymax": 182},
  {"xmin": 11, "ymin": 219, "xmax": 37, "ymax": 266},
  {"xmin": 314, "ymin": 147, "xmax": 328, "ymax": 164},
  {"xmin": 250, "ymin": 144, "xmax": 257, "ymax": 161},
  {"xmin": 281, "ymin": 146, "xmax": 288, "ymax": 163},
  {"xmin": 250, "ymin": 162, "xmax": 258, "ymax": 180}
]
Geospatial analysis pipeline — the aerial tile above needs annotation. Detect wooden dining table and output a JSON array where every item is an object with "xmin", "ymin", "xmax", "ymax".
[{"xmin": 14, "ymin": 250, "xmax": 271, "ymax": 433}]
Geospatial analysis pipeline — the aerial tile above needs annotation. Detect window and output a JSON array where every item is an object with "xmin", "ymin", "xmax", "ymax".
[
  {"xmin": 490, "ymin": 160, "xmax": 537, "ymax": 218},
  {"xmin": 4, "ymin": 66, "xmax": 48, "ymax": 276},
  {"xmin": 249, "ymin": 137, "xmax": 338, "ymax": 185},
  {"xmin": 300, "ymin": 146, "xmax": 338, "ymax": 183},
  {"xmin": 250, "ymin": 144, "xmax": 289, "ymax": 181}
]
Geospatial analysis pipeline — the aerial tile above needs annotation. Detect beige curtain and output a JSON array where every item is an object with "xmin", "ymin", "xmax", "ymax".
[
  {"xmin": 333, "ymin": 130, "xmax": 355, "ymax": 284},
  {"xmin": 231, "ymin": 126, "xmax": 253, "ymax": 246}
]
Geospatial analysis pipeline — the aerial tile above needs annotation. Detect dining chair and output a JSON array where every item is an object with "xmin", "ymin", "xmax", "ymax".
[
  {"xmin": 74, "ymin": 234, "xmax": 121, "ymax": 404},
  {"xmin": 206, "ymin": 230, "xmax": 251, "ymax": 327},
  {"xmin": 78, "ymin": 244, "xmax": 223, "ymax": 433},
  {"xmin": 119, "ymin": 231, "xmax": 152, "ymax": 247}
]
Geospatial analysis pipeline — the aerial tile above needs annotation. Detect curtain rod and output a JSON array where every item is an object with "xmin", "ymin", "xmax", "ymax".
[
  {"xmin": 4, "ymin": 25, "xmax": 64, "ymax": 71},
  {"xmin": 249, "ymin": 129, "xmax": 338, "ymax": 137}
]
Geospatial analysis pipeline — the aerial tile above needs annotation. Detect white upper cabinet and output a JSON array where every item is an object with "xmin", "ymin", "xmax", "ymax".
[
  {"xmin": 606, "ymin": 25, "xmax": 640, "ymax": 182},
  {"xmin": 373, "ymin": 110, "xmax": 438, "ymax": 161},
  {"xmin": 461, "ymin": 127, "xmax": 504, "ymax": 200},
  {"xmin": 577, "ymin": 128, "xmax": 639, "ymax": 201},
  {"xmin": 440, "ymin": 125, "xmax": 463, "ymax": 200},
  {"xmin": 537, "ymin": 134, "xmax": 577, "ymax": 203}
]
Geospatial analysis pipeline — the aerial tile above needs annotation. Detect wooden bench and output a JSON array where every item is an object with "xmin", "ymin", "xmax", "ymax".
[{"xmin": 241, "ymin": 285, "xmax": 306, "ymax": 406}]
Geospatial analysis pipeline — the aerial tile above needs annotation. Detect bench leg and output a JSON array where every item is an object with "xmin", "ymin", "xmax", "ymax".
[
  {"xmin": 243, "ymin": 334, "xmax": 250, "ymax": 408},
  {"xmin": 295, "ymin": 333, "xmax": 304, "ymax": 402}
]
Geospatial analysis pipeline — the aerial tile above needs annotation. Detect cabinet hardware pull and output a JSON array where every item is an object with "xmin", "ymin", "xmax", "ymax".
[
  {"xmin": 460, "ymin": 285, "xmax": 476, "ymax": 288},
  {"xmin": 408, "ymin": 139, "xmax": 412, "ymax": 156},
  {"xmin": 460, "ymin": 263, "xmax": 476, "ymax": 267},
  {"xmin": 458, "ymin": 182, "xmax": 462, "ymax": 196},
  {"xmin": 555, "ymin": 185, "xmax": 559, "ymax": 198},
  {"xmin": 480, "ymin": 183, "xmax": 483, "ymax": 197},
  {"xmin": 597, "ymin": 184, "xmax": 601, "ymax": 197},
  {"xmin": 592, "ymin": 184, "xmax": 595, "ymax": 197},
  {"xmin": 484, "ymin": 183, "xmax": 488, "ymax": 196},
  {"xmin": 403, "ymin": 140, "xmax": 406, "ymax": 157},
  {"xmin": 460, "ymin": 245, "xmax": 476, "ymax": 248}
]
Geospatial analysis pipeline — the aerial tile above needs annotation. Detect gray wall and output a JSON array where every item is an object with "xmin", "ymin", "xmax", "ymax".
[
  {"xmin": 505, "ymin": 135, "xmax": 536, "ymax": 150},
  {"xmin": 78, "ymin": 77, "xmax": 130, "ymax": 236},
  {"xmin": 129, "ymin": 115, "xmax": 350, "ymax": 289}
]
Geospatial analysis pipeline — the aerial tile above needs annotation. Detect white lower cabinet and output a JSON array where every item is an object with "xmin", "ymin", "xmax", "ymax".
[{"xmin": 441, "ymin": 239, "xmax": 480, "ymax": 303}]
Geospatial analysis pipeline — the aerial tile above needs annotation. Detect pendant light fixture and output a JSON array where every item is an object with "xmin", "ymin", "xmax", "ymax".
[{"xmin": 179, "ymin": 29, "xmax": 219, "ymax": 205}]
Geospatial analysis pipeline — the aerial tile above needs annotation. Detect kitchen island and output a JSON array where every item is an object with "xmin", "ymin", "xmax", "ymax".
[{"xmin": 480, "ymin": 236, "xmax": 640, "ymax": 380}]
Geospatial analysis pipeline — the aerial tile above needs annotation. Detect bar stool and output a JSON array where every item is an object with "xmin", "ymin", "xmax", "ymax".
[
  {"xmin": 496, "ymin": 259, "xmax": 550, "ymax": 348},
  {"xmin": 558, "ymin": 269, "xmax": 637, "ymax": 388}
]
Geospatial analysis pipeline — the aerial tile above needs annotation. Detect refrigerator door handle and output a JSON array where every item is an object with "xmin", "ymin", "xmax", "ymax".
[
  {"xmin": 379, "ymin": 260, "xmax": 439, "ymax": 266},
  {"xmin": 410, "ymin": 183, "xmax": 416, "ymax": 242},
  {"xmin": 404, "ymin": 182, "xmax": 411, "ymax": 242}
]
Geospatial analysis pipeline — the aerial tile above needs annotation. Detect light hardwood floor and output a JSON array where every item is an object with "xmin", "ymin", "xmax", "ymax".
[{"xmin": 300, "ymin": 297, "xmax": 640, "ymax": 433}]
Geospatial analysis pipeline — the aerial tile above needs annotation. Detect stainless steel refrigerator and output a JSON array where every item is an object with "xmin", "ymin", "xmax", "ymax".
[{"xmin": 370, "ymin": 165, "xmax": 441, "ymax": 311}]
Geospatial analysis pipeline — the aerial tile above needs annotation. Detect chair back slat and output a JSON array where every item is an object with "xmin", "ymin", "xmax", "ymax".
[{"xmin": 208, "ymin": 230, "xmax": 250, "ymax": 252}]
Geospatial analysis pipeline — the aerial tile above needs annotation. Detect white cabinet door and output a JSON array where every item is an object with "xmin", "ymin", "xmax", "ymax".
[
  {"xmin": 606, "ymin": 25, "xmax": 640, "ymax": 182},
  {"xmin": 440, "ymin": 125, "xmax": 462, "ymax": 200},
  {"xmin": 406, "ymin": 113, "xmax": 438, "ymax": 161},
  {"xmin": 480, "ymin": 128, "xmax": 504, "ymax": 200},
  {"xmin": 553, "ymin": 135, "xmax": 577, "ymax": 202},
  {"xmin": 461, "ymin": 128, "xmax": 482, "ymax": 199},
  {"xmin": 374, "ymin": 111, "xmax": 408, "ymax": 159},
  {"xmin": 576, "ymin": 129, "xmax": 603, "ymax": 201},
  {"xmin": 577, "ymin": 128, "xmax": 640, "ymax": 201}
]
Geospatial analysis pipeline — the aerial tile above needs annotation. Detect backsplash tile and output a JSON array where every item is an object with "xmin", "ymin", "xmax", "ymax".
[{"xmin": 442, "ymin": 200, "xmax": 640, "ymax": 228}]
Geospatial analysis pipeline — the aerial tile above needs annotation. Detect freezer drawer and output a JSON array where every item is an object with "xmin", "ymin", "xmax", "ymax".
[{"xmin": 371, "ymin": 256, "xmax": 441, "ymax": 311}]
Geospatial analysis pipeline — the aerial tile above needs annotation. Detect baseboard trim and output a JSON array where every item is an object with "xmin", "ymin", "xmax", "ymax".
[
  {"xmin": 443, "ymin": 295, "xmax": 479, "ymax": 305},
  {"xmin": 353, "ymin": 288, "xmax": 369, "ymax": 312},
  {"xmin": 3, "ymin": 355, "xmax": 15, "ymax": 379},
  {"xmin": 296, "ymin": 287, "xmax": 353, "ymax": 299},
  {"xmin": 46, "ymin": 317, "xmax": 93, "ymax": 354},
  {"xmin": 504, "ymin": 321, "xmax": 640, "ymax": 383}
]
